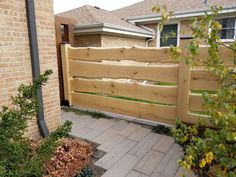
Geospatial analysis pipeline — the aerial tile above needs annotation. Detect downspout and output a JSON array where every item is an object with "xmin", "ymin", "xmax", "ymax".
[
  {"xmin": 25, "ymin": 0, "xmax": 49, "ymax": 137},
  {"xmin": 145, "ymin": 35, "xmax": 155, "ymax": 47}
]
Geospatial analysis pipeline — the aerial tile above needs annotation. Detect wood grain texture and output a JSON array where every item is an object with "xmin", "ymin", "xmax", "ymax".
[
  {"xmin": 68, "ymin": 46, "xmax": 175, "ymax": 62},
  {"xmin": 60, "ymin": 44, "xmax": 72, "ymax": 104},
  {"xmin": 69, "ymin": 61, "xmax": 179, "ymax": 83},
  {"xmin": 71, "ymin": 79, "xmax": 177, "ymax": 105},
  {"xmin": 197, "ymin": 47, "xmax": 235, "ymax": 66},
  {"xmin": 189, "ymin": 93, "xmax": 205, "ymax": 111},
  {"xmin": 188, "ymin": 113, "xmax": 211, "ymax": 126},
  {"xmin": 177, "ymin": 62, "xmax": 191, "ymax": 122},
  {"xmin": 71, "ymin": 93, "xmax": 177, "ymax": 125},
  {"xmin": 191, "ymin": 69, "xmax": 219, "ymax": 91}
]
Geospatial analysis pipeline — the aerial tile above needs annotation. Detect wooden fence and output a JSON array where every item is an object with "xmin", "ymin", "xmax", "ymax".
[{"xmin": 61, "ymin": 44, "xmax": 234, "ymax": 125}]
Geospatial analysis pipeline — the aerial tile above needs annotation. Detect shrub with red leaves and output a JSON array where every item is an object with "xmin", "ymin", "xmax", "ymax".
[{"xmin": 43, "ymin": 138, "xmax": 92, "ymax": 177}]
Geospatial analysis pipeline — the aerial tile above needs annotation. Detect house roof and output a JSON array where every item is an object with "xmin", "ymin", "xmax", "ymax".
[
  {"xmin": 56, "ymin": 5, "xmax": 154, "ymax": 38},
  {"xmin": 113, "ymin": 0, "xmax": 236, "ymax": 20}
]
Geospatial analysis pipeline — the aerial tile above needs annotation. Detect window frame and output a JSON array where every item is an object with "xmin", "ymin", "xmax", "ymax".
[
  {"xmin": 157, "ymin": 21, "xmax": 180, "ymax": 48},
  {"xmin": 216, "ymin": 16, "xmax": 236, "ymax": 42}
]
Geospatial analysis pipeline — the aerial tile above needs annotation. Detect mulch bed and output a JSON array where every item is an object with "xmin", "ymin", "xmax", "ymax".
[{"xmin": 43, "ymin": 138, "xmax": 92, "ymax": 177}]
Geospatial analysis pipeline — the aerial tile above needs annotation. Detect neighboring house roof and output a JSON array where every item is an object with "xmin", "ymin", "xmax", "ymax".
[
  {"xmin": 113, "ymin": 0, "xmax": 236, "ymax": 22},
  {"xmin": 56, "ymin": 5, "xmax": 154, "ymax": 38}
]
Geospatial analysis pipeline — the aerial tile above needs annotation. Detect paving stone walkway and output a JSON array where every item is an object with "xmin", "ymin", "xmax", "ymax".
[{"xmin": 61, "ymin": 110, "xmax": 195, "ymax": 177}]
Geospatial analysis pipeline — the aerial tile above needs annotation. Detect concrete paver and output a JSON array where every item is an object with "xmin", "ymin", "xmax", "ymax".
[
  {"xmin": 129, "ymin": 132, "xmax": 161, "ymax": 158},
  {"xmin": 61, "ymin": 110, "xmax": 194, "ymax": 177},
  {"xmin": 102, "ymin": 154, "xmax": 140, "ymax": 177},
  {"xmin": 126, "ymin": 171, "xmax": 148, "ymax": 177},
  {"xmin": 134, "ymin": 150, "xmax": 164, "ymax": 176},
  {"xmin": 152, "ymin": 135, "xmax": 175, "ymax": 153},
  {"xmin": 95, "ymin": 139, "xmax": 136, "ymax": 170}
]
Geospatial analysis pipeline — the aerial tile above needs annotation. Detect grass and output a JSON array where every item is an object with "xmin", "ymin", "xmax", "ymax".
[
  {"xmin": 109, "ymin": 95, "xmax": 173, "ymax": 106},
  {"xmin": 155, "ymin": 81, "xmax": 177, "ymax": 86},
  {"xmin": 191, "ymin": 90, "xmax": 217, "ymax": 94},
  {"xmin": 190, "ymin": 110, "xmax": 210, "ymax": 116},
  {"xmin": 62, "ymin": 107, "xmax": 110, "ymax": 119},
  {"xmin": 76, "ymin": 91, "xmax": 174, "ymax": 106}
]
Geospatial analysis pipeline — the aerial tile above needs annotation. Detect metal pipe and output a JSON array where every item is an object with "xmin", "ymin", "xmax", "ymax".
[{"xmin": 25, "ymin": 0, "xmax": 49, "ymax": 137}]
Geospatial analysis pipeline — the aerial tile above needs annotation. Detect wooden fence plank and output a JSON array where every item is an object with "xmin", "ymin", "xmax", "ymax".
[
  {"xmin": 191, "ymin": 69, "xmax": 219, "ymax": 91},
  {"xmin": 71, "ymin": 93, "xmax": 177, "ymax": 125},
  {"xmin": 71, "ymin": 79, "xmax": 177, "ymax": 105},
  {"xmin": 177, "ymin": 61, "xmax": 191, "ymax": 122},
  {"xmin": 189, "ymin": 93, "xmax": 205, "ymax": 112},
  {"xmin": 188, "ymin": 113, "xmax": 211, "ymax": 125},
  {"xmin": 197, "ymin": 47, "xmax": 235, "ymax": 66},
  {"xmin": 68, "ymin": 46, "xmax": 175, "ymax": 62},
  {"xmin": 60, "ymin": 44, "xmax": 72, "ymax": 104},
  {"xmin": 69, "ymin": 61, "xmax": 179, "ymax": 83}
]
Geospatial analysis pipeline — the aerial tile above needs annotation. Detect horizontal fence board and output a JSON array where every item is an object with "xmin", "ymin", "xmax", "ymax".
[
  {"xmin": 190, "ymin": 69, "xmax": 219, "ymax": 91},
  {"xmin": 188, "ymin": 113, "xmax": 211, "ymax": 125},
  {"xmin": 197, "ymin": 47, "xmax": 235, "ymax": 66},
  {"xmin": 68, "ymin": 46, "xmax": 175, "ymax": 62},
  {"xmin": 189, "ymin": 93, "xmax": 205, "ymax": 112},
  {"xmin": 71, "ymin": 79, "xmax": 177, "ymax": 105},
  {"xmin": 69, "ymin": 61, "xmax": 179, "ymax": 83},
  {"xmin": 71, "ymin": 92, "xmax": 177, "ymax": 125}
]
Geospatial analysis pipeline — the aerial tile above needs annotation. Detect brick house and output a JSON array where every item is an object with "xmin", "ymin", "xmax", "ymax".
[
  {"xmin": 56, "ymin": 5, "xmax": 154, "ymax": 47},
  {"xmin": 57, "ymin": 0, "xmax": 236, "ymax": 47},
  {"xmin": 0, "ymin": 0, "xmax": 60, "ymax": 138}
]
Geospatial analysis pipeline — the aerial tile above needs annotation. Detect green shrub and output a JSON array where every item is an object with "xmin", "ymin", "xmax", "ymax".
[
  {"xmin": 154, "ymin": 6, "xmax": 236, "ymax": 177},
  {"xmin": 0, "ymin": 70, "xmax": 72, "ymax": 177}
]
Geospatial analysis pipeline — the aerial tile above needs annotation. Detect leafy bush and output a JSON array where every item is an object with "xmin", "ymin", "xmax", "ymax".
[
  {"xmin": 154, "ymin": 6, "xmax": 236, "ymax": 177},
  {"xmin": 0, "ymin": 70, "xmax": 72, "ymax": 177}
]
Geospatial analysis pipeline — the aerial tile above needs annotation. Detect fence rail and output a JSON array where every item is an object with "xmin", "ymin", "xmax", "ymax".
[{"xmin": 61, "ymin": 44, "xmax": 234, "ymax": 125}]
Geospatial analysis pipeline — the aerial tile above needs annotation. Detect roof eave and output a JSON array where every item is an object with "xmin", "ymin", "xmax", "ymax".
[
  {"xmin": 74, "ymin": 23, "xmax": 154, "ymax": 38},
  {"xmin": 127, "ymin": 7, "xmax": 236, "ymax": 23}
]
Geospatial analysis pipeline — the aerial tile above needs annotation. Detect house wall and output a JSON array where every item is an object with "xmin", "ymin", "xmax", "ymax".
[
  {"xmin": 74, "ymin": 34, "xmax": 101, "ymax": 47},
  {"xmin": 101, "ymin": 34, "xmax": 146, "ymax": 47},
  {"xmin": 143, "ymin": 23, "xmax": 158, "ymax": 47},
  {"xmin": 0, "ymin": 0, "xmax": 60, "ymax": 138},
  {"xmin": 142, "ymin": 21, "xmax": 192, "ymax": 47},
  {"xmin": 143, "ymin": 12, "xmax": 236, "ymax": 47}
]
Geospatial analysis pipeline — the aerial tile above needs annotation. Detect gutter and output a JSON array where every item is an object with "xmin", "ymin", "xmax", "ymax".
[
  {"xmin": 74, "ymin": 23, "xmax": 154, "ymax": 38},
  {"xmin": 25, "ymin": 0, "xmax": 49, "ymax": 137},
  {"xmin": 127, "ymin": 6, "xmax": 236, "ymax": 23}
]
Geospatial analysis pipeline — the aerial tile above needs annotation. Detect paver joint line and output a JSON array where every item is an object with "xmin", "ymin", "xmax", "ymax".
[{"xmin": 61, "ymin": 110, "xmax": 194, "ymax": 177}]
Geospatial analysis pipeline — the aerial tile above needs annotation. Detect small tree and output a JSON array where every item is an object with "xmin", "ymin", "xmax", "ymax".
[
  {"xmin": 153, "ymin": 6, "xmax": 236, "ymax": 177},
  {"xmin": 0, "ymin": 70, "xmax": 72, "ymax": 176}
]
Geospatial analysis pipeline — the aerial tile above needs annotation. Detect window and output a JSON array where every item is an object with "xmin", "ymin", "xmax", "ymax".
[
  {"xmin": 159, "ymin": 24, "xmax": 178, "ymax": 47},
  {"xmin": 217, "ymin": 18, "xmax": 236, "ymax": 40}
]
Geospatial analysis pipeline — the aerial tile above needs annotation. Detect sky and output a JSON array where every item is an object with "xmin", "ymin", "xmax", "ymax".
[{"xmin": 53, "ymin": 0, "xmax": 143, "ymax": 14}]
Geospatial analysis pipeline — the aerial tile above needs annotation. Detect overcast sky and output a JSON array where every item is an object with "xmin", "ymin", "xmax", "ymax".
[{"xmin": 53, "ymin": 0, "xmax": 143, "ymax": 14}]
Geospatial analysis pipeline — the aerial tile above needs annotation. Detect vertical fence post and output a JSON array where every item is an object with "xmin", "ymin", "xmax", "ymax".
[
  {"xmin": 177, "ymin": 61, "xmax": 191, "ymax": 123},
  {"xmin": 60, "ymin": 43, "xmax": 71, "ymax": 106}
]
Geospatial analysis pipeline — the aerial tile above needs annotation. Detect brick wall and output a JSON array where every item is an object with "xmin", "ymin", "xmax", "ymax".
[
  {"xmin": 74, "ymin": 34, "xmax": 146, "ymax": 47},
  {"xmin": 142, "ymin": 23, "xmax": 158, "ymax": 47},
  {"xmin": 0, "ymin": 0, "xmax": 60, "ymax": 138},
  {"xmin": 101, "ymin": 34, "xmax": 146, "ymax": 47},
  {"xmin": 74, "ymin": 34, "xmax": 101, "ymax": 47}
]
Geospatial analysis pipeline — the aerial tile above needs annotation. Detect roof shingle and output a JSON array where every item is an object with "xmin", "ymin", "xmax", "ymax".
[
  {"xmin": 112, "ymin": 0, "xmax": 236, "ymax": 19},
  {"xmin": 56, "ymin": 5, "xmax": 153, "ymax": 34}
]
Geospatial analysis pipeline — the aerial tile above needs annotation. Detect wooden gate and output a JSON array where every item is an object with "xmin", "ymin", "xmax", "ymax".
[{"xmin": 60, "ymin": 44, "xmax": 234, "ymax": 125}]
